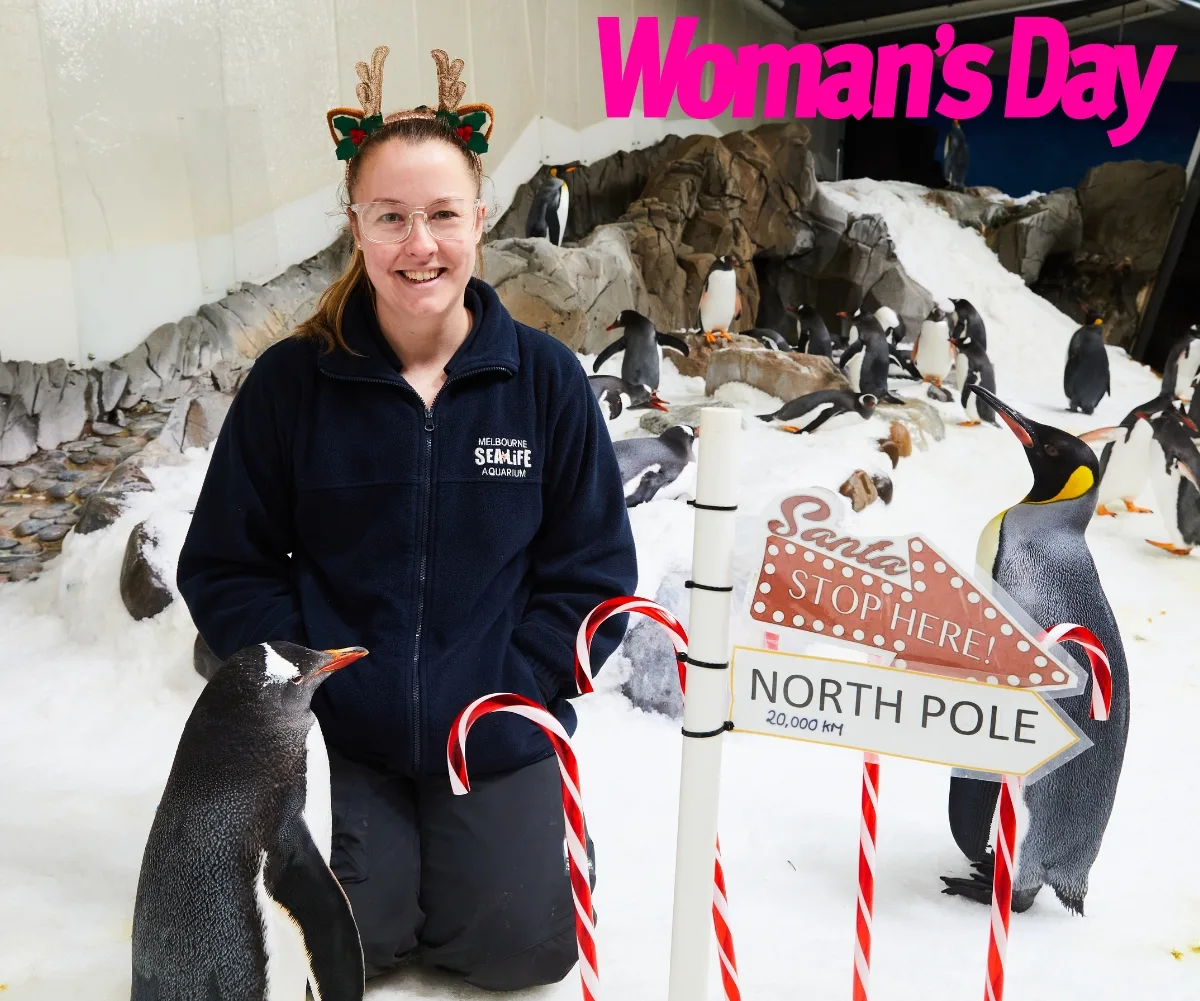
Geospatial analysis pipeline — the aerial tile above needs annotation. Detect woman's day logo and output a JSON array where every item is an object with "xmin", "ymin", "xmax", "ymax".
[
  {"xmin": 598, "ymin": 16, "xmax": 1175, "ymax": 147},
  {"xmin": 748, "ymin": 489, "xmax": 1081, "ymax": 692}
]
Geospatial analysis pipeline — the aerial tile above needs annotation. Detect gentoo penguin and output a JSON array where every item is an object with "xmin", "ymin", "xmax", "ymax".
[
  {"xmin": 1146, "ymin": 410, "xmax": 1200, "ymax": 555},
  {"xmin": 941, "ymin": 386, "xmax": 1128, "ymax": 916},
  {"xmin": 950, "ymin": 321, "xmax": 997, "ymax": 426},
  {"xmin": 132, "ymin": 642, "xmax": 369, "ymax": 1001},
  {"xmin": 757, "ymin": 389, "xmax": 877, "ymax": 433},
  {"xmin": 950, "ymin": 298, "xmax": 987, "ymax": 353},
  {"xmin": 838, "ymin": 314, "xmax": 905, "ymax": 404},
  {"xmin": 614, "ymin": 424, "xmax": 697, "ymax": 508},
  {"xmin": 1064, "ymin": 318, "xmax": 1111, "ymax": 415},
  {"xmin": 1078, "ymin": 395, "xmax": 1196, "ymax": 516},
  {"xmin": 913, "ymin": 303, "xmax": 955, "ymax": 387},
  {"xmin": 753, "ymin": 327, "xmax": 793, "ymax": 352},
  {"xmin": 593, "ymin": 310, "xmax": 690, "ymax": 391},
  {"xmin": 1161, "ymin": 324, "xmax": 1200, "ymax": 401},
  {"xmin": 943, "ymin": 119, "xmax": 969, "ymax": 191},
  {"xmin": 788, "ymin": 304, "xmax": 834, "ymax": 357},
  {"xmin": 525, "ymin": 164, "xmax": 577, "ymax": 246},
  {"xmin": 699, "ymin": 255, "xmax": 741, "ymax": 343},
  {"xmin": 872, "ymin": 306, "xmax": 921, "ymax": 379},
  {"xmin": 589, "ymin": 374, "xmax": 668, "ymax": 421}
]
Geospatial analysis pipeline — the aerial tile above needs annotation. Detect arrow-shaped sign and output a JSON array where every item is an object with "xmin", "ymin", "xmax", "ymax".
[
  {"xmin": 730, "ymin": 647, "xmax": 1085, "ymax": 779},
  {"xmin": 746, "ymin": 489, "xmax": 1084, "ymax": 693}
]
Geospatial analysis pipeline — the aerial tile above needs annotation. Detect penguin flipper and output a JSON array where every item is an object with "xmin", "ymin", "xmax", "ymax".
[
  {"xmin": 948, "ymin": 775, "xmax": 1000, "ymax": 861},
  {"xmin": 734, "ymin": 290, "xmax": 742, "ymax": 321},
  {"xmin": 657, "ymin": 332, "xmax": 691, "ymax": 356},
  {"xmin": 626, "ymin": 467, "xmax": 675, "ymax": 508},
  {"xmin": 267, "ymin": 815, "xmax": 365, "ymax": 1001},
  {"xmin": 546, "ymin": 211, "xmax": 560, "ymax": 248},
  {"xmin": 838, "ymin": 340, "xmax": 864, "ymax": 370},
  {"xmin": 592, "ymin": 337, "xmax": 626, "ymax": 373}
]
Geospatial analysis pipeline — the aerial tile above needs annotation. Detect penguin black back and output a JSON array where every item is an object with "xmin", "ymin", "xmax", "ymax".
[
  {"xmin": 1064, "ymin": 319, "xmax": 1111, "ymax": 415},
  {"xmin": 788, "ymin": 304, "xmax": 833, "ymax": 357},
  {"xmin": 132, "ymin": 642, "xmax": 368, "ymax": 1001},
  {"xmin": 839, "ymin": 316, "xmax": 901, "ymax": 404},
  {"xmin": 950, "ymin": 298, "xmax": 987, "ymax": 353}
]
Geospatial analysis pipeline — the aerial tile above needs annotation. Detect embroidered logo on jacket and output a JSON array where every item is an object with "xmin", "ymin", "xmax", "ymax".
[{"xmin": 475, "ymin": 437, "xmax": 532, "ymax": 478}]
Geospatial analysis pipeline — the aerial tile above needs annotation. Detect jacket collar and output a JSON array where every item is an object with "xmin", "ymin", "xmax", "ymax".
[{"xmin": 317, "ymin": 277, "xmax": 520, "ymax": 384}]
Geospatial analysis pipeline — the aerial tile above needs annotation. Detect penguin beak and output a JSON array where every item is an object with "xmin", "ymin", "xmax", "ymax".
[
  {"xmin": 316, "ymin": 647, "xmax": 368, "ymax": 676},
  {"xmin": 648, "ymin": 392, "xmax": 669, "ymax": 411},
  {"xmin": 1078, "ymin": 426, "xmax": 1123, "ymax": 444},
  {"xmin": 967, "ymin": 385, "xmax": 1037, "ymax": 447},
  {"xmin": 605, "ymin": 321, "xmax": 620, "ymax": 331},
  {"xmin": 836, "ymin": 311, "xmax": 848, "ymax": 318}
]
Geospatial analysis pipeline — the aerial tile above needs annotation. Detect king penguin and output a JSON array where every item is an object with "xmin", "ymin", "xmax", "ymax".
[
  {"xmin": 132, "ymin": 642, "xmax": 369, "ymax": 1001},
  {"xmin": 1161, "ymin": 324, "xmax": 1200, "ymax": 402},
  {"xmin": 1064, "ymin": 317, "xmax": 1111, "ymax": 415},
  {"xmin": 525, "ymin": 164, "xmax": 577, "ymax": 246},
  {"xmin": 941, "ymin": 387, "xmax": 1129, "ymax": 915},
  {"xmin": 699, "ymin": 255, "xmax": 741, "ymax": 343},
  {"xmin": 593, "ymin": 309, "xmax": 690, "ymax": 391}
]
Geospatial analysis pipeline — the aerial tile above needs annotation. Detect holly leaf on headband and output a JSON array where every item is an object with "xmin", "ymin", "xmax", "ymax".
[
  {"xmin": 332, "ymin": 113, "xmax": 384, "ymax": 161},
  {"xmin": 335, "ymin": 137, "xmax": 359, "ymax": 160},
  {"xmin": 332, "ymin": 114, "xmax": 361, "ymax": 135},
  {"xmin": 460, "ymin": 111, "xmax": 487, "ymax": 131}
]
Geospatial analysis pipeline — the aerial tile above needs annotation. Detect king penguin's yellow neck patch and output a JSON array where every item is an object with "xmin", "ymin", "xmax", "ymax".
[{"xmin": 1025, "ymin": 466, "xmax": 1095, "ymax": 505}]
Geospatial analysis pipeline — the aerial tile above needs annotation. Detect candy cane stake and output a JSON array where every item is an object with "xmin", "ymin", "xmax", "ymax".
[
  {"xmin": 575, "ymin": 596, "xmax": 740, "ymax": 1001},
  {"xmin": 448, "ymin": 693, "xmax": 599, "ymax": 1001},
  {"xmin": 852, "ymin": 753, "xmax": 881, "ymax": 1001},
  {"xmin": 984, "ymin": 774, "xmax": 1020, "ymax": 1001},
  {"xmin": 1038, "ymin": 623, "xmax": 1112, "ymax": 720}
]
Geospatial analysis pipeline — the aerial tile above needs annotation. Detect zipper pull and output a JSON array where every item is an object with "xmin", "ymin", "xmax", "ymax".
[{"xmin": 424, "ymin": 407, "xmax": 435, "ymax": 432}]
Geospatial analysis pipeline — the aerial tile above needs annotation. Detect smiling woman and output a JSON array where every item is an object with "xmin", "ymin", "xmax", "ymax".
[{"xmin": 174, "ymin": 44, "xmax": 637, "ymax": 993}]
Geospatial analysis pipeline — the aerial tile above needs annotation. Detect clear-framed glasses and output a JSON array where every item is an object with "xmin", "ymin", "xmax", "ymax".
[{"xmin": 349, "ymin": 198, "xmax": 482, "ymax": 244}]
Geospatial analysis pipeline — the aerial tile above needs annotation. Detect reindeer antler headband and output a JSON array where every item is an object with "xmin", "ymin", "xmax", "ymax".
[{"xmin": 326, "ymin": 46, "xmax": 494, "ymax": 162}]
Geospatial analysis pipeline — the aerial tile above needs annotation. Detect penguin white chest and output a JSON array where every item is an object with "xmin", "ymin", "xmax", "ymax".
[
  {"xmin": 845, "ymin": 331, "xmax": 864, "ymax": 393},
  {"xmin": 917, "ymin": 320, "xmax": 953, "ymax": 381},
  {"xmin": 555, "ymin": 185, "xmax": 569, "ymax": 247},
  {"xmin": 304, "ymin": 716, "xmax": 332, "ymax": 863},
  {"xmin": 1179, "ymin": 341, "xmax": 1200, "ymax": 401},
  {"xmin": 1098, "ymin": 422, "xmax": 1152, "ymax": 506},
  {"xmin": 955, "ymin": 354, "xmax": 979, "ymax": 419},
  {"xmin": 1149, "ymin": 440, "xmax": 1187, "ymax": 546},
  {"xmin": 254, "ymin": 851, "xmax": 314, "ymax": 1001},
  {"xmin": 700, "ymin": 270, "xmax": 737, "ymax": 331}
]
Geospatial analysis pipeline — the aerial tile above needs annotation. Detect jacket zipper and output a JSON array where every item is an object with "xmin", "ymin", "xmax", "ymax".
[{"xmin": 322, "ymin": 364, "xmax": 509, "ymax": 774}]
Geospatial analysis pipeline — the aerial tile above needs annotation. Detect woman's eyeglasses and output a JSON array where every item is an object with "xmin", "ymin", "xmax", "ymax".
[{"xmin": 350, "ymin": 198, "xmax": 482, "ymax": 244}]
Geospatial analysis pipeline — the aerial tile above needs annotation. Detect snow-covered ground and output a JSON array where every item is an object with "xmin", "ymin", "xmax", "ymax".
[{"xmin": 3, "ymin": 181, "xmax": 1198, "ymax": 1000}]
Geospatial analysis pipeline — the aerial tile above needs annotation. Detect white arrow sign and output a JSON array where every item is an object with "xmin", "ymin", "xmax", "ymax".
[{"xmin": 730, "ymin": 646, "xmax": 1086, "ymax": 779}]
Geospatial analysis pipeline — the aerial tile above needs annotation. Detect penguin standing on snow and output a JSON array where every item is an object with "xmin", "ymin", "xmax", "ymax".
[
  {"xmin": 913, "ymin": 303, "xmax": 955, "ymax": 387},
  {"xmin": 132, "ymin": 642, "xmax": 369, "ymax": 1001},
  {"xmin": 941, "ymin": 387, "xmax": 1128, "ymax": 916},
  {"xmin": 1161, "ymin": 325, "xmax": 1200, "ymax": 401},
  {"xmin": 950, "ymin": 298, "xmax": 987, "ymax": 354},
  {"xmin": 757, "ymin": 389, "xmax": 876, "ymax": 433},
  {"xmin": 788, "ymin": 304, "xmax": 834, "ymax": 357},
  {"xmin": 614, "ymin": 425, "xmax": 697, "ymax": 507},
  {"xmin": 1146, "ymin": 410, "xmax": 1200, "ymax": 556},
  {"xmin": 1079, "ymin": 394, "xmax": 1194, "ymax": 517},
  {"xmin": 943, "ymin": 119, "xmax": 969, "ymax": 191},
  {"xmin": 1064, "ymin": 317, "xmax": 1111, "ymax": 415},
  {"xmin": 524, "ymin": 164, "xmax": 577, "ymax": 246},
  {"xmin": 592, "ymin": 309, "xmax": 690, "ymax": 391},
  {"xmin": 699, "ymin": 255, "xmax": 741, "ymax": 343},
  {"xmin": 839, "ymin": 314, "xmax": 905, "ymax": 404},
  {"xmin": 588, "ymin": 375, "xmax": 668, "ymax": 421},
  {"xmin": 950, "ymin": 321, "xmax": 997, "ymax": 426}
]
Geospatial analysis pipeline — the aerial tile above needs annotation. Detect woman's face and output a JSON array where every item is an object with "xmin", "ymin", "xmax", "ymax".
[{"xmin": 348, "ymin": 138, "xmax": 484, "ymax": 321}]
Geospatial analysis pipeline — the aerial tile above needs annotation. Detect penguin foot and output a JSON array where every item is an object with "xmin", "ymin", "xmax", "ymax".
[
  {"xmin": 720, "ymin": 329, "xmax": 734, "ymax": 341},
  {"xmin": 1123, "ymin": 500, "xmax": 1153, "ymax": 513},
  {"xmin": 1096, "ymin": 504, "xmax": 1117, "ymax": 517},
  {"xmin": 1147, "ymin": 540, "xmax": 1193, "ymax": 556},
  {"xmin": 704, "ymin": 332, "xmax": 718, "ymax": 345},
  {"xmin": 778, "ymin": 425, "xmax": 804, "ymax": 434},
  {"xmin": 957, "ymin": 420, "xmax": 981, "ymax": 427},
  {"xmin": 940, "ymin": 852, "xmax": 996, "ymax": 905}
]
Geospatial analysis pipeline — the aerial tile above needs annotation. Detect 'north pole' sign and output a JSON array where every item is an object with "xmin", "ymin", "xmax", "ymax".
[{"xmin": 745, "ymin": 490, "xmax": 1084, "ymax": 693}]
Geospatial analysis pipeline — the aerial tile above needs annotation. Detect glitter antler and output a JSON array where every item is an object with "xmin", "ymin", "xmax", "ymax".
[
  {"xmin": 355, "ymin": 45, "xmax": 390, "ymax": 118},
  {"xmin": 431, "ymin": 49, "xmax": 467, "ymax": 113}
]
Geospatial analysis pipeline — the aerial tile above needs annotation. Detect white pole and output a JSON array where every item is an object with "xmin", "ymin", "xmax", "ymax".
[{"xmin": 667, "ymin": 406, "xmax": 741, "ymax": 1001}]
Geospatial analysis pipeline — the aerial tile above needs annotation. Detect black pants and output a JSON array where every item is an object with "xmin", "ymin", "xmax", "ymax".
[{"xmin": 328, "ymin": 750, "xmax": 592, "ymax": 992}]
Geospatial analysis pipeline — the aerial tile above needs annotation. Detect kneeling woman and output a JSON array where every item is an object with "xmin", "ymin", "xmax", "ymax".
[{"xmin": 177, "ymin": 46, "xmax": 637, "ymax": 990}]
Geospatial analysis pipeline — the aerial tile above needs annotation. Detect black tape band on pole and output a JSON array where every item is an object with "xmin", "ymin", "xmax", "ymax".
[{"xmin": 681, "ymin": 721, "xmax": 734, "ymax": 739}]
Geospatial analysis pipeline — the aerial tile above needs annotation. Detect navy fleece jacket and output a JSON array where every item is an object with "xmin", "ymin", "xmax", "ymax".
[{"xmin": 177, "ymin": 278, "xmax": 637, "ymax": 777}]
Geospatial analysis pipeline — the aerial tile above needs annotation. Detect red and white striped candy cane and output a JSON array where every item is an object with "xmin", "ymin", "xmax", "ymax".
[
  {"xmin": 1038, "ymin": 623, "xmax": 1112, "ymax": 720},
  {"xmin": 984, "ymin": 773, "xmax": 1020, "ymax": 1001},
  {"xmin": 575, "ymin": 596, "xmax": 740, "ymax": 1001},
  {"xmin": 448, "ymin": 693, "xmax": 599, "ymax": 1001},
  {"xmin": 852, "ymin": 753, "xmax": 881, "ymax": 1001}
]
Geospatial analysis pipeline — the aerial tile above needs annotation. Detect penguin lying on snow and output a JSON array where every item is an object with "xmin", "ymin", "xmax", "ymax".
[
  {"xmin": 787, "ymin": 304, "xmax": 836, "ymax": 357},
  {"xmin": 1079, "ymin": 394, "xmax": 1196, "ymax": 516},
  {"xmin": 753, "ymin": 328, "xmax": 793, "ymax": 352},
  {"xmin": 1162, "ymin": 324, "xmax": 1200, "ymax": 401},
  {"xmin": 525, "ymin": 164, "xmax": 577, "ymax": 246},
  {"xmin": 588, "ymin": 375, "xmax": 668, "ymax": 421},
  {"xmin": 1064, "ymin": 317, "xmax": 1111, "ymax": 415},
  {"xmin": 614, "ymin": 425, "xmax": 696, "ymax": 508},
  {"xmin": 593, "ymin": 310, "xmax": 690, "ymax": 391},
  {"xmin": 942, "ymin": 386, "xmax": 1128, "ymax": 916},
  {"xmin": 699, "ymin": 255, "xmax": 741, "ymax": 343},
  {"xmin": 950, "ymin": 321, "xmax": 997, "ymax": 426},
  {"xmin": 758, "ymin": 389, "xmax": 876, "ymax": 433},
  {"xmin": 1146, "ymin": 410, "xmax": 1200, "ymax": 556},
  {"xmin": 132, "ymin": 642, "xmax": 369, "ymax": 1001},
  {"xmin": 838, "ymin": 314, "xmax": 905, "ymax": 404}
]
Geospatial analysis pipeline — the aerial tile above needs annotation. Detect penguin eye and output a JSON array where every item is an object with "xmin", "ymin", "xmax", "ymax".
[{"xmin": 1045, "ymin": 444, "xmax": 1059, "ymax": 457}]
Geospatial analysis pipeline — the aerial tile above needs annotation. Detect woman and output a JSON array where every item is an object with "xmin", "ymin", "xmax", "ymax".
[{"xmin": 177, "ymin": 47, "xmax": 637, "ymax": 991}]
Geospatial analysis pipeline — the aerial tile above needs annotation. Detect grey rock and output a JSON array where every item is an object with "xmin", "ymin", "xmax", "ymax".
[
  {"xmin": 988, "ymin": 188, "xmax": 1082, "ymax": 285},
  {"xmin": 119, "ymin": 521, "xmax": 174, "ymax": 620},
  {"xmin": 10, "ymin": 467, "xmax": 37, "ymax": 489},
  {"xmin": 75, "ymin": 494, "xmax": 121, "ymax": 534},
  {"xmin": 35, "ymin": 370, "xmax": 89, "ymax": 450},
  {"xmin": 67, "ymin": 452, "xmax": 91, "ymax": 467},
  {"xmin": 13, "ymin": 541, "xmax": 42, "ymax": 554},
  {"xmin": 0, "ymin": 396, "xmax": 38, "ymax": 465},
  {"xmin": 30, "ymin": 478, "xmax": 58, "ymax": 492},
  {"xmin": 91, "ymin": 421, "xmax": 122, "ymax": 436},
  {"xmin": 117, "ymin": 443, "xmax": 144, "ymax": 460},
  {"xmin": 63, "ymin": 440, "xmax": 91, "ymax": 451},
  {"xmin": 32, "ymin": 504, "xmax": 71, "ymax": 518},
  {"xmin": 6, "ymin": 559, "xmax": 42, "ymax": 580},
  {"xmin": 927, "ymin": 384, "xmax": 954, "ymax": 403},
  {"xmin": 877, "ymin": 397, "xmax": 946, "ymax": 446},
  {"xmin": 99, "ymin": 367, "xmax": 128, "ymax": 414},
  {"xmin": 56, "ymin": 469, "xmax": 86, "ymax": 482},
  {"xmin": 113, "ymin": 341, "xmax": 163, "ymax": 408},
  {"xmin": 619, "ymin": 571, "xmax": 689, "ymax": 719},
  {"xmin": 0, "ymin": 468, "xmax": 8, "ymax": 489},
  {"xmin": 13, "ymin": 520, "xmax": 47, "ymax": 537},
  {"xmin": 100, "ymin": 461, "xmax": 154, "ymax": 496},
  {"xmin": 89, "ymin": 445, "xmax": 119, "ymax": 460},
  {"xmin": 36, "ymin": 525, "xmax": 69, "ymax": 543},
  {"xmin": 43, "ymin": 450, "xmax": 66, "ymax": 460},
  {"xmin": 75, "ymin": 483, "xmax": 100, "ymax": 499},
  {"xmin": 0, "ymin": 537, "xmax": 16, "ymax": 550},
  {"xmin": 194, "ymin": 632, "xmax": 225, "ymax": 682},
  {"xmin": 705, "ymin": 343, "xmax": 848, "ymax": 400},
  {"xmin": 152, "ymin": 402, "xmax": 174, "ymax": 414},
  {"xmin": 55, "ymin": 513, "xmax": 80, "ymax": 526}
]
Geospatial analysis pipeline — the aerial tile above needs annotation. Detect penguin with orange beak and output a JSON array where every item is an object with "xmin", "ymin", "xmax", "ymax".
[
  {"xmin": 132, "ymin": 642, "xmax": 369, "ymax": 1001},
  {"xmin": 941, "ymin": 387, "xmax": 1129, "ymax": 916}
]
